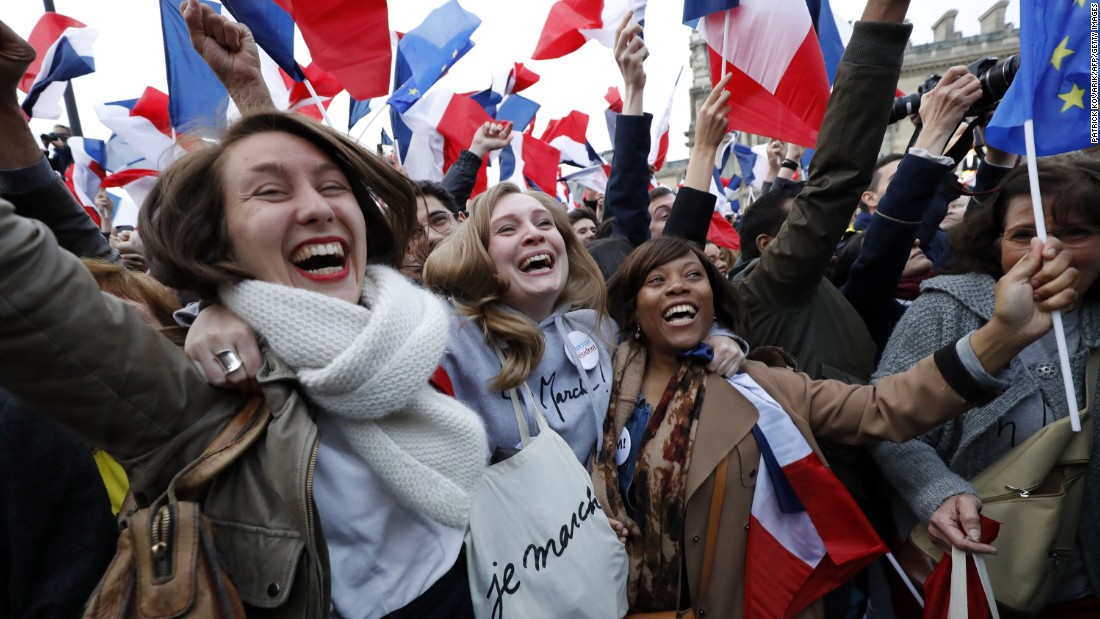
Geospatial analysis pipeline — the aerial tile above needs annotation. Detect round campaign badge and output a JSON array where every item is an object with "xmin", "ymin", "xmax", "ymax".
[
  {"xmin": 615, "ymin": 426, "xmax": 631, "ymax": 466},
  {"xmin": 566, "ymin": 330, "xmax": 599, "ymax": 371}
]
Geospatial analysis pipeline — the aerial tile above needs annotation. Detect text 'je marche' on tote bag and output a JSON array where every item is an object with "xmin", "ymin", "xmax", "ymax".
[
  {"xmin": 907, "ymin": 349, "xmax": 1098, "ymax": 616},
  {"xmin": 465, "ymin": 348, "xmax": 629, "ymax": 619}
]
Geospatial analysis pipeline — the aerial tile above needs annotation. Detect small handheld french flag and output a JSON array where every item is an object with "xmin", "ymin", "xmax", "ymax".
[
  {"xmin": 19, "ymin": 13, "xmax": 98, "ymax": 120},
  {"xmin": 728, "ymin": 373, "xmax": 887, "ymax": 619}
]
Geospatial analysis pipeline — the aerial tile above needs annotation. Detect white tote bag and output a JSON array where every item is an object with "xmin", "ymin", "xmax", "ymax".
[{"xmin": 465, "ymin": 377, "xmax": 629, "ymax": 619}]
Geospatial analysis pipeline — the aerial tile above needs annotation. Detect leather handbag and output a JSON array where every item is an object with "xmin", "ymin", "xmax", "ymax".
[
  {"xmin": 83, "ymin": 396, "xmax": 270, "ymax": 619},
  {"xmin": 624, "ymin": 455, "xmax": 730, "ymax": 619},
  {"xmin": 904, "ymin": 349, "xmax": 1097, "ymax": 616}
]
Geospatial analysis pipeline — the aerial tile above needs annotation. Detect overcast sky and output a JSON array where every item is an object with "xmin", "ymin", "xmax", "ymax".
[{"xmin": 10, "ymin": 0, "xmax": 1019, "ymax": 163}]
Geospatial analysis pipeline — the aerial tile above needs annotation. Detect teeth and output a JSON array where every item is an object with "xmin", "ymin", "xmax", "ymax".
[
  {"xmin": 520, "ymin": 253, "xmax": 552, "ymax": 271},
  {"xmin": 304, "ymin": 265, "xmax": 342, "ymax": 275},
  {"xmin": 290, "ymin": 242, "xmax": 345, "ymax": 264},
  {"xmin": 662, "ymin": 304, "xmax": 698, "ymax": 320}
]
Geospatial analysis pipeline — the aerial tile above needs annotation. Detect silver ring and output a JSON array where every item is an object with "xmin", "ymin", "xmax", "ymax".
[{"xmin": 214, "ymin": 349, "xmax": 243, "ymax": 375}]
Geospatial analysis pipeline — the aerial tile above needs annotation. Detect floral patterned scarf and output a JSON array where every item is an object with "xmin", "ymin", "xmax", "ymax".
[{"xmin": 594, "ymin": 354, "xmax": 708, "ymax": 612}]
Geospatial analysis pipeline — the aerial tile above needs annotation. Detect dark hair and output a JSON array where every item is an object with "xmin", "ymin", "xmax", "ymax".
[
  {"xmin": 415, "ymin": 180, "xmax": 461, "ymax": 215},
  {"xmin": 945, "ymin": 157, "xmax": 1100, "ymax": 281},
  {"xmin": 607, "ymin": 236, "xmax": 748, "ymax": 342},
  {"xmin": 739, "ymin": 181, "xmax": 804, "ymax": 261},
  {"xmin": 140, "ymin": 111, "xmax": 417, "ymax": 301},
  {"xmin": 859, "ymin": 153, "xmax": 905, "ymax": 213},
  {"xmin": 568, "ymin": 205, "xmax": 598, "ymax": 226},
  {"xmin": 648, "ymin": 186, "xmax": 675, "ymax": 204}
]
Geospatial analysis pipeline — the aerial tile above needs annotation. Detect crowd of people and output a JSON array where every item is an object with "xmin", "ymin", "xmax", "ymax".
[{"xmin": 2, "ymin": 0, "xmax": 1099, "ymax": 617}]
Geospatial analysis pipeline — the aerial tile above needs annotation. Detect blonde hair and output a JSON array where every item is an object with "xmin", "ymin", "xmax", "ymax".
[{"xmin": 423, "ymin": 183, "xmax": 606, "ymax": 391}]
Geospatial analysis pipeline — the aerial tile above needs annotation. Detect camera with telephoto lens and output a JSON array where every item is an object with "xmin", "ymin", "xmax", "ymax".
[
  {"xmin": 887, "ymin": 54, "xmax": 1020, "ymax": 125},
  {"xmin": 40, "ymin": 132, "xmax": 66, "ymax": 144}
]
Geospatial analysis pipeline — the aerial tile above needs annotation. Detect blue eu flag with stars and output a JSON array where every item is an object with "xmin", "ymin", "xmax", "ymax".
[{"xmin": 986, "ymin": 0, "xmax": 1095, "ymax": 156}]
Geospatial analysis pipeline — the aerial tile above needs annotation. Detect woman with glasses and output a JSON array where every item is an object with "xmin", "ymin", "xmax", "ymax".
[{"xmin": 870, "ymin": 157, "xmax": 1100, "ymax": 614}]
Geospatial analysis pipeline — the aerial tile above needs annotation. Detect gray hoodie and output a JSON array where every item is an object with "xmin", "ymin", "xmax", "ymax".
[{"xmin": 440, "ymin": 304, "xmax": 617, "ymax": 467}]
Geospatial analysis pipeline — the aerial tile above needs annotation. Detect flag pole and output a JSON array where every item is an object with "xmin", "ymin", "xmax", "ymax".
[
  {"xmin": 302, "ymin": 77, "xmax": 335, "ymax": 129},
  {"xmin": 1023, "ymin": 118, "xmax": 1081, "ymax": 432},
  {"xmin": 42, "ymin": 0, "xmax": 83, "ymax": 136},
  {"xmin": 355, "ymin": 102, "xmax": 391, "ymax": 143}
]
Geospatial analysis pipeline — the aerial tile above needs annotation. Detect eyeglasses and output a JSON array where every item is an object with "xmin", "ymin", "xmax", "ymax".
[
  {"xmin": 999, "ymin": 225, "xmax": 1100, "ymax": 248},
  {"xmin": 416, "ymin": 211, "xmax": 458, "ymax": 237}
]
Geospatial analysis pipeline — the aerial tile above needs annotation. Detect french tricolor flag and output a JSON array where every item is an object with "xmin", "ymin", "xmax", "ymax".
[
  {"xmin": 95, "ymin": 88, "xmax": 182, "ymax": 171},
  {"xmin": 103, "ymin": 169, "xmax": 160, "ymax": 214},
  {"xmin": 540, "ymin": 111, "xmax": 604, "ymax": 168},
  {"xmin": 728, "ymin": 373, "xmax": 886, "ymax": 619},
  {"xmin": 532, "ymin": 0, "xmax": 647, "ymax": 60},
  {"xmin": 18, "ymin": 13, "xmax": 98, "ymax": 120},
  {"xmin": 696, "ymin": 0, "xmax": 830, "ymax": 147},
  {"xmin": 67, "ymin": 137, "xmax": 108, "ymax": 209},
  {"xmin": 398, "ymin": 89, "xmax": 492, "ymax": 193},
  {"xmin": 499, "ymin": 133, "xmax": 561, "ymax": 195},
  {"xmin": 648, "ymin": 68, "xmax": 683, "ymax": 172}
]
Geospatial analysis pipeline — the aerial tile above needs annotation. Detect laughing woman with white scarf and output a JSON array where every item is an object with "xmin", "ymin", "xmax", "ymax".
[{"xmin": 0, "ymin": 19, "xmax": 485, "ymax": 619}]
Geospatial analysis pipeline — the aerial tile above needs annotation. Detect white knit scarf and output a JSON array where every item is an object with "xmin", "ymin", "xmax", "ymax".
[{"xmin": 220, "ymin": 266, "xmax": 486, "ymax": 528}]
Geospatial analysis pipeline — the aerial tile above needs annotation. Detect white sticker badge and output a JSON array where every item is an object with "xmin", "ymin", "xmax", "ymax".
[
  {"xmin": 566, "ymin": 330, "xmax": 599, "ymax": 371},
  {"xmin": 615, "ymin": 426, "xmax": 631, "ymax": 466}
]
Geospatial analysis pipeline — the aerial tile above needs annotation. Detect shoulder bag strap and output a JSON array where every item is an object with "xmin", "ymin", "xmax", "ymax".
[
  {"xmin": 697, "ymin": 454, "xmax": 729, "ymax": 601},
  {"xmin": 494, "ymin": 344, "xmax": 533, "ymax": 446},
  {"xmin": 169, "ymin": 395, "xmax": 270, "ymax": 502}
]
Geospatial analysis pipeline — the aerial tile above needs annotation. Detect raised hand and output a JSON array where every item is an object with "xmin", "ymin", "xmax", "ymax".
[
  {"xmin": 469, "ymin": 121, "xmax": 513, "ymax": 158},
  {"xmin": 914, "ymin": 66, "xmax": 982, "ymax": 155},
  {"xmin": 180, "ymin": 0, "xmax": 272, "ymax": 111},
  {"xmin": 0, "ymin": 18, "xmax": 34, "ymax": 99},
  {"xmin": 614, "ymin": 11, "xmax": 647, "ymax": 116},
  {"xmin": 0, "ymin": 19, "xmax": 47, "ymax": 168}
]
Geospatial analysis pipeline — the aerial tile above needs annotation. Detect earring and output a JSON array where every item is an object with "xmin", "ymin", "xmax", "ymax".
[{"xmin": 634, "ymin": 324, "xmax": 642, "ymax": 341}]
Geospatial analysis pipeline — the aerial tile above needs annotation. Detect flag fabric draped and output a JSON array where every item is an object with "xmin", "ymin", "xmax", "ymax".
[
  {"xmin": 733, "ymin": 143, "xmax": 758, "ymax": 187},
  {"xmin": 496, "ymin": 94, "xmax": 541, "ymax": 133},
  {"xmin": 728, "ymin": 373, "xmax": 887, "ymax": 619},
  {"xmin": 159, "ymin": 0, "xmax": 230, "ymax": 131},
  {"xmin": 532, "ymin": 0, "xmax": 648, "ymax": 60},
  {"xmin": 541, "ymin": 111, "xmax": 604, "ymax": 167},
  {"xmin": 649, "ymin": 68, "xmax": 683, "ymax": 172},
  {"xmin": 348, "ymin": 98, "xmax": 372, "ymax": 131},
  {"xmin": 95, "ymin": 88, "xmax": 180, "ymax": 170},
  {"xmin": 19, "ymin": 13, "xmax": 98, "ymax": 120},
  {"xmin": 985, "ymin": 0, "xmax": 1093, "ymax": 156},
  {"xmin": 499, "ymin": 133, "xmax": 561, "ymax": 193},
  {"xmin": 220, "ymin": 0, "xmax": 305, "ymax": 81},
  {"xmin": 275, "ymin": 0, "xmax": 391, "ymax": 100},
  {"xmin": 285, "ymin": 63, "xmax": 343, "ymax": 120},
  {"xmin": 683, "ymin": 0, "xmax": 739, "ymax": 24},
  {"xmin": 102, "ymin": 169, "xmax": 160, "ymax": 215},
  {"xmin": 388, "ymin": 0, "xmax": 481, "ymax": 114},
  {"xmin": 560, "ymin": 163, "xmax": 611, "ymax": 194},
  {"xmin": 398, "ymin": 90, "xmax": 492, "ymax": 191},
  {"xmin": 381, "ymin": 128, "xmax": 393, "ymax": 146},
  {"xmin": 698, "ymin": 0, "xmax": 831, "ymax": 147},
  {"xmin": 707, "ymin": 209, "xmax": 740, "ymax": 249},
  {"xmin": 804, "ymin": 0, "xmax": 850, "ymax": 86},
  {"xmin": 67, "ymin": 137, "xmax": 108, "ymax": 207}
]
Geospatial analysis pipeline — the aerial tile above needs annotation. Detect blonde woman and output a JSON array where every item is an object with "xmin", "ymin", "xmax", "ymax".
[{"xmin": 422, "ymin": 183, "xmax": 744, "ymax": 467}]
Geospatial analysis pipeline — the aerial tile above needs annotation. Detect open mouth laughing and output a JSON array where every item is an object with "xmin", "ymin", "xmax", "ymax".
[
  {"xmin": 519, "ymin": 252, "xmax": 555, "ymax": 274},
  {"xmin": 289, "ymin": 239, "xmax": 350, "ymax": 281},
  {"xmin": 662, "ymin": 303, "xmax": 698, "ymax": 325}
]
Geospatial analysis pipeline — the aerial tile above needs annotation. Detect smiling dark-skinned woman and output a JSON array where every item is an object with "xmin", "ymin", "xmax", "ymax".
[{"xmin": 591, "ymin": 235, "xmax": 1080, "ymax": 618}]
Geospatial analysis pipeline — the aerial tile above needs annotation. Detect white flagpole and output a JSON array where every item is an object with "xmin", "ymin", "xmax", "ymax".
[
  {"xmin": 722, "ymin": 10, "xmax": 731, "ymax": 79},
  {"xmin": 355, "ymin": 102, "xmax": 391, "ymax": 144},
  {"xmin": 302, "ymin": 77, "xmax": 335, "ymax": 129},
  {"xmin": 1023, "ymin": 118, "xmax": 1081, "ymax": 432}
]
